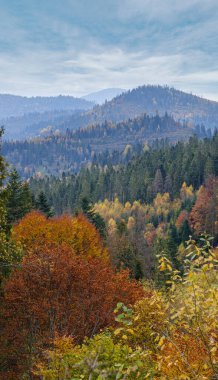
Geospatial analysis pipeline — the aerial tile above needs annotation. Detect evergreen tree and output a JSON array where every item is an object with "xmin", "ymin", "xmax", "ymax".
[
  {"xmin": 0, "ymin": 129, "xmax": 22, "ymax": 279},
  {"xmin": 164, "ymin": 174, "xmax": 173, "ymax": 195},
  {"xmin": 153, "ymin": 169, "xmax": 164, "ymax": 195},
  {"xmin": 179, "ymin": 220, "xmax": 191, "ymax": 242},
  {"xmin": 6, "ymin": 170, "xmax": 33, "ymax": 224},
  {"xmin": 36, "ymin": 191, "xmax": 53, "ymax": 218},
  {"xmin": 165, "ymin": 226, "xmax": 180, "ymax": 270},
  {"xmin": 81, "ymin": 197, "xmax": 106, "ymax": 239}
]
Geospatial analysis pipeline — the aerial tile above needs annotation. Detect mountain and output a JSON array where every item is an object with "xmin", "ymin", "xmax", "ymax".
[
  {"xmin": 0, "ymin": 94, "xmax": 94, "ymax": 139},
  {"xmin": 68, "ymin": 113, "xmax": 199, "ymax": 152},
  {"xmin": 82, "ymin": 88, "xmax": 125, "ymax": 104},
  {"xmin": 0, "ymin": 94, "xmax": 93, "ymax": 119},
  {"xmin": 3, "ymin": 113, "xmax": 209, "ymax": 178},
  {"xmin": 3, "ymin": 86, "xmax": 218, "ymax": 140},
  {"xmin": 3, "ymin": 110, "xmax": 84, "ymax": 140},
  {"xmin": 60, "ymin": 85, "xmax": 218, "ymax": 132}
]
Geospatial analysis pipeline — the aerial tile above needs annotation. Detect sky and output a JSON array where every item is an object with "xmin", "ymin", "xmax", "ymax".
[{"xmin": 0, "ymin": 0, "xmax": 218, "ymax": 100}]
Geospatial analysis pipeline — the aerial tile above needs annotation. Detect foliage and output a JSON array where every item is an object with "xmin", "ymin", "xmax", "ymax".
[
  {"xmin": 6, "ymin": 169, "xmax": 33, "ymax": 224},
  {"xmin": 189, "ymin": 177, "xmax": 218, "ymax": 242},
  {"xmin": 3, "ymin": 111, "xmax": 208, "ymax": 179},
  {"xmin": 36, "ymin": 237, "xmax": 218, "ymax": 380},
  {"xmin": 29, "ymin": 133, "xmax": 218, "ymax": 213},
  {"xmin": 0, "ymin": 129, "xmax": 23, "ymax": 280},
  {"xmin": 35, "ymin": 191, "xmax": 54, "ymax": 217},
  {"xmin": 36, "ymin": 334, "xmax": 151, "ymax": 380},
  {"xmin": 155, "ymin": 236, "xmax": 218, "ymax": 379},
  {"xmin": 12, "ymin": 211, "xmax": 108, "ymax": 259},
  {"xmin": 0, "ymin": 246, "xmax": 143, "ymax": 379},
  {"xmin": 81, "ymin": 197, "xmax": 106, "ymax": 238}
]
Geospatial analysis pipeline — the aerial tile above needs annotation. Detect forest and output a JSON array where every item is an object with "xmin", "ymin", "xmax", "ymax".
[
  {"xmin": 2, "ymin": 113, "xmax": 213, "ymax": 178},
  {"xmin": 29, "ymin": 132, "xmax": 218, "ymax": 213},
  {"xmin": 0, "ymin": 125, "xmax": 218, "ymax": 379},
  {"xmin": 56, "ymin": 85, "xmax": 218, "ymax": 132}
]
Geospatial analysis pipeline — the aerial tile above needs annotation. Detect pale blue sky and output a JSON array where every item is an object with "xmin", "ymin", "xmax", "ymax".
[{"xmin": 0, "ymin": 0, "xmax": 218, "ymax": 99}]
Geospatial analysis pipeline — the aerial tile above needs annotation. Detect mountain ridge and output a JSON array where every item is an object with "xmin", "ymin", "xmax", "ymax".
[
  {"xmin": 0, "ymin": 94, "xmax": 94, "ymax": 119},
  {"xmin": 3, "ymin": 113, "xmax": 210, "ymax": 178},
  {"xmin": 59, "ymin": 85, "xmax": 218, "ymax": 132}
]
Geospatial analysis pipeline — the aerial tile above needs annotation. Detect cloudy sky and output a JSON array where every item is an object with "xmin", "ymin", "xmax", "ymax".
[{"xmin": 0, "ymin": 0, "xmax": 218, "ymax": 99}]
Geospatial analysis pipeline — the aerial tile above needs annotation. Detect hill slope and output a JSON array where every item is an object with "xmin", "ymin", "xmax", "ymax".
[
  {"xmin": 2, "ymin": 113, "xmax": 207, "ymax": 178},
  {"xmin": 0, "ymin": 94, "xmax": 93, "ymax": 119},
  {"xmin": 60, "ymin": 85, "xmax": 218, "ymax": 131},
  {"xmin": 0, "ymin": 94, "xmax": 94, "ymax": 139}
]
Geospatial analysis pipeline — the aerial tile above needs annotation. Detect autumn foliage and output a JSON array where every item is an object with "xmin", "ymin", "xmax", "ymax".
[
  {"xmin": 0, "ymin": 245, "xmax": 143, "ymax": 379},
  {"xmin": 12, "ymin": 210, "xmax": 108, "ymax": 259},
  {"xmin": 189, "ymin": 177, "xmax": 218, "ymax": 240},
  {"xmin": 36, "ymin": 239, "xmax": 218, "ymax": 380}
]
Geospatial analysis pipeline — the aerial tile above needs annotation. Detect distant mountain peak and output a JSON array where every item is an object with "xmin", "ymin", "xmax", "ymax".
[{"xmin": 81, "ymin": 88, "xmax": 126, "ymax": 104}]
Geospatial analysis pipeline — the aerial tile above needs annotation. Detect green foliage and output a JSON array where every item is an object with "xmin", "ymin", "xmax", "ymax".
[
  {"xmin": 0, "ymin": 130, "xmax": 23, "ymax": 280},
  {"xmin": 6, "ymin": 169, "xmax": 33, "ymax": 224},
  {"xmin": 29, "ymin": 133, "xmax": 218, "ymax": 215},
  {"xmin": 36, "ymin": 191, "xmax": 54, "ymax": 217},
  {"xmin": 37, "ymin": 333, "xmax": 152, "ymax": 380},
  {"xmin": 81, "ymin": 197, "xmax": 106, "ymax": 238},
  {"xmin": 37, "ymin": 236, "xmax": 218, "ymax": 380}
]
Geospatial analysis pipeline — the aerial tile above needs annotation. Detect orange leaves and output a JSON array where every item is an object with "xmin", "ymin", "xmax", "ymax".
[
  {"xmin": 189, "ymin": 185, "xmax": 210, "ymax": 234},
  {"xmin": 175, "ymin": 210, "xmax": 188, "ymax": 229},
  {"xmin": 1, "ymin": 210, "xmax": 143, "ymax": 378},
  {"xmin": 159, "ymin": 331, "xmax": 213, "ymax": 379},
  {"xmin": 70, "ymin": 214, "xmax": 107, "ymax": 259},
  {"xmin": 0, "ymin": 248, "xmax": 144, "ymax": 378},
  {"xmin": 189, "ymin": 177, "xmax": 218, "ymax": 237},
  {"xmin": 12, "ymin": 210, "xmax": 108, "ymax": 259}
]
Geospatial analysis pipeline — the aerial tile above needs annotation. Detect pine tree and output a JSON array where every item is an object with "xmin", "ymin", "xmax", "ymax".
[
  {"xmin": 6, "ymin": 170, "xmax": 33, "ymax": 224},
  {"xmin": 153, "ymin": 169, "xmax": 164, "ymax": 195},
  {"xmin": 0, "ymin": 129, "xmax": 22, "ymax": 279},
  {"xmin": 164, "ymin": 174, "xmax": 173, "ymax": 195},
  {"xmin": 0, "ymin": 127, "xmax": 9, "ymax": 235},
  {"xmin": 36, "ymin": 191, "xmax": 53, "ymax": 218},
  {"xmin": 81, "ymin": 197, "xmax": 106, "ymax": 239},
  {"xmin": 179, "ymin": 219, "xmax": 191, "ymax": 242}
]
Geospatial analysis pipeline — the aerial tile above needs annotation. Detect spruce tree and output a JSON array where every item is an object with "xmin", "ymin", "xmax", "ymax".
[
  {"xmin": 153, "ymin": 169, "xmax": 164, "ymax": 195},
  {"xmin": 81, "ymin": 197, "xmax": 106, "ymax": 238},
  {"xmin": 6, "ymin": 169, "xmax": 33, "ymax": 224},
  {"xmin": 36, "ymin": 191, "xmax": 53, "ymax": 218},
  {"xmin": 0, "ymin": 129, "xmax": 22, "ymax": 279}
]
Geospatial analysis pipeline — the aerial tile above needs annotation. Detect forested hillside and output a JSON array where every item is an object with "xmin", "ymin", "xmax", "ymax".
[
  {"xmin": 2, "ymin": 113, "xmax": 211, "ymax": 178},
  {"xmin": 58, "ymin": 85, "xmax": 218, "ymax": 131},
  {"xmin": 0, "ymin": 127, "xmax": 217, "ymax": 379},
  {"xmin": 29, "ymin": 133, "xmax": 218, "ymax": 213},
  {"xmin": 2, "ymin": 86, "xmax": 218, "ymax": 140},
  {"xmin": 2, "ymin": 110, "xmax": 81, "ymax": 140},
  {"xmin": 0, "ymin": 94, "xmax": 93, "ymax": 139},
  {"xmin": 0, "ymin": 94, "xmax": 93, "ymax": 118}
]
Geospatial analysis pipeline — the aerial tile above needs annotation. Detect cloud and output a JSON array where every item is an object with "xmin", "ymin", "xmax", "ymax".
[{"xmin": 0, "ymin": 0, "xmax": 217, "ymax": 100}]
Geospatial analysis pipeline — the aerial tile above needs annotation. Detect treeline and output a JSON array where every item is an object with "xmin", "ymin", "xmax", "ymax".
[
  {"xmin": 30, "ymin": 133, "xmax": 218, "ymax": 214},
  {"xmin": 68, "ymin": 113, "xmax": 199, "ymax": 140},
  {"xmin": 2, "ymin": 113, "xmax": 213, "ymax": 178}
]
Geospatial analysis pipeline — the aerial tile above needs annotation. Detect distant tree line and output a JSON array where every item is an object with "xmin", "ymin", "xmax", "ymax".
[
  {"xmin": 30, "ymin": 133, "xmax": 218, "ymax": 214},
  {"xmin": 2, "ymin": 113, "xmax": 213, "ymax": 178}
]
